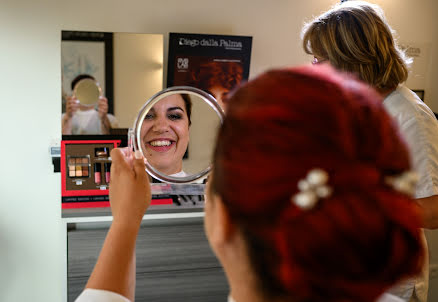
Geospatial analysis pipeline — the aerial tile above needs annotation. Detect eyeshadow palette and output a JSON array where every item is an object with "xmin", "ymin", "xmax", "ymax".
[
  {"xmin": 61, "ymin": 140, "xmax": 120, "ymax": 209},
  {"xmin": 68, "ymin": 156, "xmax": 90, "ymax": 178}
]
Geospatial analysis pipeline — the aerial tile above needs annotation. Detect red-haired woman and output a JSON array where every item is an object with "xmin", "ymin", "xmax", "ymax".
[{"xmin": 75, "ymin": 65, "xmax": 424, "ymax": 302}]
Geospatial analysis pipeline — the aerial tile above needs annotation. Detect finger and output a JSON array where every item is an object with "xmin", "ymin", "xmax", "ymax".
[
  {"xmin": 98, "ymin": 103, "xmax": 107, "ymax": 112},
  {"xmin": 99, "ymin": 96, "xmax": 108, "ymax": 103},
  {"xmin": 69, "ymin": 98, "xmax": 79, "ymax": 105},
  {"xmin": 119, "ymin": 147, "xmax": 131, "ymax": 158},
  {"xmin": 133, "ymin": 151, "xmax": 148, "ymax": 184},
  {"xmin": 110, "ymin": 148, "xmax": 131, "ymax": 175}
]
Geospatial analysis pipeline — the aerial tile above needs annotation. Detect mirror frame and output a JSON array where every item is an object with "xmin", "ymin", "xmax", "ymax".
[{"xmin": 130, "ymin": 86, "xmax": 225, "ymax": 184}]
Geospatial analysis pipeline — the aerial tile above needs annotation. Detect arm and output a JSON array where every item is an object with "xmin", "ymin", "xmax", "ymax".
[
  {"xmin": 416, "ymin": 195, "xmax": 438, "ymax": 229},
  {"xmin": 85, "ymin": 149, "xmax": 151, "ymax": 301},
  {"xmin": 390, "ymin": 100, "xmax": 438, "ymax": 229},
  {"xmin": 101, "ymin": 115, "xmax": 111, "ymax": 134},
  {"xmin": 61, "ymin": 115, "xmax": 73, "ymax": 135},
  {"xmin": 62, "ymin": 96, "xmax": 79, "ymax": 135},
  {"xmin": 98, "ymin": 96, "xmax": 111, "ymax": 134}
]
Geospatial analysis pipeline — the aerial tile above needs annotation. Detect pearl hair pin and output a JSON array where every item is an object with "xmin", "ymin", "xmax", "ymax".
[
  {"xmin": 291, "ymin": 169, "xmax": 418, "ymax": 211},
  {"xmin": 292, "ymin": 169, "xmax": 332, "ymax": 210},
  {"xmin": 384, "ymin": 171, "xmax": 418, "ymax": 196}
]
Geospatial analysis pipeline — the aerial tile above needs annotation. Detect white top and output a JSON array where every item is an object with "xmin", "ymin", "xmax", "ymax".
[
  {"xmin": 383, "ymin": 85, "xmax": 438, "ymax": 199},
  {"xmin": 171, "ymin": 170, "xmax": 207, "ymax": 184},
  {"xmin": 75, "ymin": 289, "xmax": 402, "ymax": 302},
  {"xmin": 376, "ymin": 293, "xmax": 404, "ymax": 302},
  {"xmin": 171, "ymin": 171, "xmax": 188, "ymax": 177},
  {"xmin": 63, "ymin": 109, "xmax": 118, "ymax": 135},
  {"xmin": 383, "ymin": 84, "xmax": 438, "ymax": 302},
  {"xmin": 75, "ymin": 289, "xmax": 130, "ymax": 302}
]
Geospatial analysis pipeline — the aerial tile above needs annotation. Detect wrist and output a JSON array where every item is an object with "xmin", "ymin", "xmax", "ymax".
[{"xmin": 111, "ymin": 216, "xmax": 143, "ymax": 233}]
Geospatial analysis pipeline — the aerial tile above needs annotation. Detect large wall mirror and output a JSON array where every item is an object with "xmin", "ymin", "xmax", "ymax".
[{"xmin": 61, "ymin": 30, "xmax": 164, "ymax": 136}]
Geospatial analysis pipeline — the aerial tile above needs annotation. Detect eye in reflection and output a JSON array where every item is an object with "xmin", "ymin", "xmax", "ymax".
[{"xmin": 140, "ymin": 94, "xmax": 191, "ymax": 176}]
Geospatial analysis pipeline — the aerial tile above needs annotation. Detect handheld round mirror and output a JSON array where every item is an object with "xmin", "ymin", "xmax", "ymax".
[
  {"xmin": 130, "ymin": 86, "xmax": 224, "ymax": 184},
  {"xmin": 73, "ymin": 78, "xmax": 102, "ymax": 107}
]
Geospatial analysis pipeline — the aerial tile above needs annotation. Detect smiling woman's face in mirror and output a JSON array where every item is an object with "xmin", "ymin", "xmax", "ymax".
[
  {"xmin": 140, "ymin": 94, "xmax": 190, "ymax": 176},
  {"xmin": 133, "ymin": 87, "xmax": 224, "ymax": 184}
]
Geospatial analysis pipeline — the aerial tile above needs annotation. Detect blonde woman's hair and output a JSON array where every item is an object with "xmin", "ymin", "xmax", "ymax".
[{"xmin": 302, "ymin": 1, "xmax": 411, "ymax": 92}]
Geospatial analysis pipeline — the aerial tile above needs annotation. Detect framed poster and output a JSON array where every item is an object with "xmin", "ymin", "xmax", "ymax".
[
  {"xmin": 167, "ymin": 33, "xmax": 252, "ymax": 109},
  {"xmin": 61, "ymin": 30, "xmax": 114, "ymax": 114}
]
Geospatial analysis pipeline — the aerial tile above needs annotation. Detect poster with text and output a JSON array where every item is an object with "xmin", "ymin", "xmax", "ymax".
[{"xmin": 167, "ymin": 33, "xmax": 252, "ymax": 109}]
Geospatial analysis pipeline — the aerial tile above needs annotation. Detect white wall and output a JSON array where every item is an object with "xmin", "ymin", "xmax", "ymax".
[{"xmin": 0, "ymin": 0, "xmax": 437, "ymax": 301}]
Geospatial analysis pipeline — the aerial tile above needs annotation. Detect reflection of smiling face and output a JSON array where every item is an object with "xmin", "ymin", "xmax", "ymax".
[{"xmin": 140, "ymin": 94, "xmax": 190, "ymax": 175}]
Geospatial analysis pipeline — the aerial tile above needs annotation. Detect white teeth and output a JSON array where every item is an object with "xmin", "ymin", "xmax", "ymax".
[{"xmin": 150, "ymin": 140, "xmax": 172, "ymax": 147}]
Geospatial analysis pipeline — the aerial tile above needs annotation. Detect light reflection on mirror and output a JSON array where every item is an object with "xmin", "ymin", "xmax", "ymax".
[
  {"xmin": 61, "ymin": 30, "xmax": 163, "ymax": 135},
  {"xmin": 132, "ymin": 87, "xmax": 224, "ymax": 184}
]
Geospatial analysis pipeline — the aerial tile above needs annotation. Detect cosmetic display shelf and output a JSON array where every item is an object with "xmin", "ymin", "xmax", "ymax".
[
  {"xmin": 62, "ymin": 211, "xmax": 204, "ymax": 224},
  {"xmin": 62, "ymin": 205, "xmax": 204, "ymax": 224}
]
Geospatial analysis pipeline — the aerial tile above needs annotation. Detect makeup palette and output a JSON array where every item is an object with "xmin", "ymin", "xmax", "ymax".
[
  {"xmin": 61, "ymin": 140, "xmax": 120, "ymax": 209},
  {"xmin": 68, "ymin": 157, "xmax": 90, "ymax": 178}
]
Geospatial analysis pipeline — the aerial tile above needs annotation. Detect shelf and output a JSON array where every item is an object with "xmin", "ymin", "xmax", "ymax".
[{"xmin": 62, "ymin": 203, "xmax": 205, "ymax": 223}]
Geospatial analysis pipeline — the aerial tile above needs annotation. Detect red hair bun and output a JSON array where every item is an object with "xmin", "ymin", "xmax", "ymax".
[{"xmin": 212, "ymin": 65, "xmax": 424, "ymax": 302}]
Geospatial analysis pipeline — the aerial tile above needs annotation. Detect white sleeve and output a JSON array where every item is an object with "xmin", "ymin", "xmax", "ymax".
[
  {"xmin": 397, "ymin": 109, "xmax": 438, "ymax": 198},
  {"xmin": 107, "ymin": 113, "xmax": 119, "ymax": 128},
  {"xmin": 75, "ymin": 289, "xmax": 131, "ymax": 302},
  {"xmin": 376, "ymin": 293, "xmax": 404, "ymax": 302}
]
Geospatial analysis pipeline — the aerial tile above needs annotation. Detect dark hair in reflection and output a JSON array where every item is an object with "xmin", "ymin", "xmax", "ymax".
[
  {"xmin": 190, "ymin": 61, "xmax": 243, "ymax": 103},
  {"xmin": 71, "ymin": 74, "xmax": 95, "ymax": 90},
  {"xmin": 181, "ymin": 94, "xmax": 192, "ymax": 126}
]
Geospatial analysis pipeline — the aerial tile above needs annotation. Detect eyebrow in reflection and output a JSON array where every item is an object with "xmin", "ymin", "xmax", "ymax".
[{"xmin": 168, "ymin": 107, "xmax": 184, "ymax": 112}]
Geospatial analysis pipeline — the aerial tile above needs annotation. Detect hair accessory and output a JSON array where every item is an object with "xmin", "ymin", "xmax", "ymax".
[
  {"xmin": 292, "ymin": 169, "xmax": 332, "ymax": 210},
  {"xmin": 384, "ymin": 171, "xmax": 418, "ymax": 196}
]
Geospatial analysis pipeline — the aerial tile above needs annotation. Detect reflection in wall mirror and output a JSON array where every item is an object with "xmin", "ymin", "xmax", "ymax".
[
  {"xmin": 61, "ymin": 30, "xmax": 164, "ymax": 135},
  {"xmin": 73, "ymin": 78, "xmax": 102, "ymax": 107},
  {"xmin": 130, "ymin": 86, "xmax": 224, "ymax": 184}
]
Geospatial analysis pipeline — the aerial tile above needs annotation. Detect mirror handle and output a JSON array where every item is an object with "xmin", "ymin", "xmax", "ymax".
[{"xmin": 127, "ymin": 128, "xmax": 134, "ymax": 158}]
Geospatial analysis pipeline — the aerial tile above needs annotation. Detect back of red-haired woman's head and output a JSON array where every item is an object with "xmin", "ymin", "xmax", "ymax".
[{"xmin": 211, "ymin": 65, "xmax": 424, "ymax": 302}]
